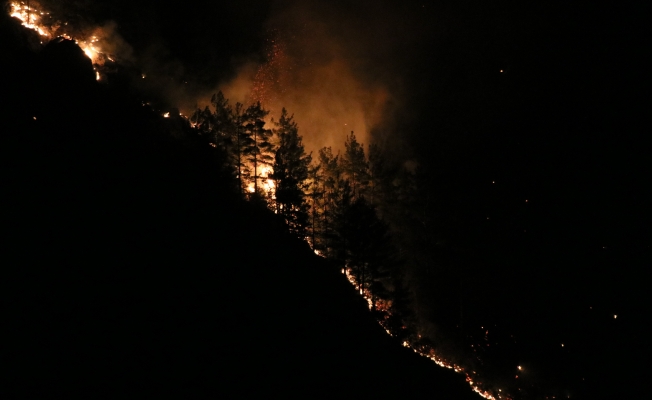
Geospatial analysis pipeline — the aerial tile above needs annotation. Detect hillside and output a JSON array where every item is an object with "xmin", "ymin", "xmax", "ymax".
[{"xmin": 1, "ymin": 12, "xmax": 480, "ymax": 399}]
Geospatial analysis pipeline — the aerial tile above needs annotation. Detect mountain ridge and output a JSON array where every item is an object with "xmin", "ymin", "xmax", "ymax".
[{"xmin": 1, "ymin": 13, "xmax": 480, "ymax": 399}]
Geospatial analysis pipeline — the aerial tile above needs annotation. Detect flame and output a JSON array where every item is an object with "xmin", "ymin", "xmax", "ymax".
[
  {"xmin": 259, "ymin": 165, "xmax": 276, "ymax": 195},
  {"xmin": 9, "ymin": 2, "xmax": 113, "ymax": 77},
  {"xmin": 242, "ymin": 164, "xmax": 276, "ymax": 203},
  {"xmin": 340, "ymin": 265, "xmax": 502, "ymax": 400},
  {"xmin": 10, "ymin": 2, "xmax": 49, "ymax": 36}
]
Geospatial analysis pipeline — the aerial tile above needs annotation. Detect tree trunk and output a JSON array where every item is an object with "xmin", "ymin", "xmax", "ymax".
[
  {"xmin": 254, "ymin": 128, "xmax": 258, "ymax": 194},
  {"xmin": 311, "ymin": 196, "xmax": 316, "ymax": 248},
  {"xmin": 237, "ymin": 125, "xmax": 242, "ymax": 195}
]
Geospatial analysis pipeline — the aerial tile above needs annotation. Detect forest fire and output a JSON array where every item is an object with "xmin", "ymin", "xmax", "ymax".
[
  {"xmin": 9, "ymin": 2, "xmax": 48, "ymax": 36},
  {"xmin": 259, "ymin": 166, "xmax": 277, "ymax": 196},
  {"xmin": 244, "ymin": 165, "xmax": 276, "ymax": 200},
  {"xmin": 9, "ymin": 1, "xmax": 112, "ymax": 78},
  {"xmin": 341, "ymin": 262, "xmax": 503, "ymax": 400},
  {"xmin": 7, "ymin": 4, "xmax": 514, "ymax": 400}
]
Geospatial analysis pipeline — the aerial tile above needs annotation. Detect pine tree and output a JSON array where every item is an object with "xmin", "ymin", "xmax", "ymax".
[
  {"xmin": 189, "ymin": 91, "xmax": 242, "ymax": 182},
  {"xmin": 210, "ymin": 91, "xmax": 234, "ymax": 151},
  {"xmin": 234, "ymin": 102, "xmax": 274, "ymax": 200},
  {"xmin": 189, "ymin": 105, "xmax": 214, "ymax": 138},
  {"xmin": 306, "ymin": 163, "xmax": 324, "ymax": 252},
  {"xmin": 341, "ymin": 131, "xmax": 369, "ymax": 199},
  {"xmin": 344, "ymin": 196, "xmax": 393, "ymax": 308},
  {"xmin": 331, "ymin": 178, "xmax": 353, "ymax": 265},
  {"xmin": 244, "ymin": 102, "xmax": 274, "ymax": 195},
  {"xmin": 272, "ymin": 108, "xmax": 312, "ymax": 237},
  {"xmin": 189, "ymin": 91, "xmax": 233, "ymax": 147},
  {"xmin": 316, "ymin": 147, "xmax": 342, "ymax": 257},
  {"xmin": 368, "ymin": 143, "xmax": 385, "ymax": 205},
  {"xmin": 232, "ymin": 102, "xmax": 250, "ymax": 196}
]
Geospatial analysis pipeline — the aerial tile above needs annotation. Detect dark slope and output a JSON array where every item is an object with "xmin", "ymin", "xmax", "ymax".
[{"xmin": 1, "ymin": 15, "xmax": 478, "ymax": 399}]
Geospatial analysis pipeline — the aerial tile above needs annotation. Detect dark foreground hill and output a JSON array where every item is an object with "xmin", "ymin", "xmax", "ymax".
[{"xmin": 1, "ymin": 13, "xmax": 479, "ymax": 399}]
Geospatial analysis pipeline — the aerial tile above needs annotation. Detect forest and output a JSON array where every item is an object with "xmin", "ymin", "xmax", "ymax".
[
  {"xmin": 1, "ymin": 8, "xmax": 485, "ymax": 399},
  {"xmin": 188, "ymin": 94, "xmax": 407, "ymax": 316}
]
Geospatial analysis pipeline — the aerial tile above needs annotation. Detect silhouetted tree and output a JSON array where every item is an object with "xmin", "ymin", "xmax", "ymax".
[
  {"xmin": 189, "ymin": 91, "xmax": 239, "ymax": 181},
  {"xmin": 232, "ymin": 102, "xmax": 251, "ymax": 195},
  {"xmin": 341, "ymin": 131, "xmax": 369, "ymax": 199},
  {"xmin": 368, "ymin": 143, "xmax": 386, "ymax": 205},
  {"xmin": 330, "ymin": 179, "xmax": 353, "ymax": 265},
  {"xmin": 210, "ymin": 91, "xmax": 234, "ymax": 149},
  {"xmin": 242, "ymin": 102, "xmax": 274, "ymax": 200},
  {"xmin": 272, "ymin": 108, "xmax": 311, "ymax": 237},
  {"xmin": 315, "ymin": 147, "xmax": 343, "ymax": 257},
  {"xmin": 306, "ymin": 163, "xmax": 324, "ymax": 251},
  {"xmin": 344, "ymin": 197, "xmax": 393, "ymax": 306},
  {"xmin": 190, "ymin": 105, "xmax": 214, "ymax": 137}
]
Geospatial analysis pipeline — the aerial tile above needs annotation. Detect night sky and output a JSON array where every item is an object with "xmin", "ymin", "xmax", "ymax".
[{"xmin": 4, "ymin": 1, "xmax": 650, "ymax": 398}]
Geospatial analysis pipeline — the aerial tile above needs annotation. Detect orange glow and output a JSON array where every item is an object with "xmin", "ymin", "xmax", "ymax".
[
  {"xmin": 8, "ymin": 4, "xmax": 534, "ymax": 399},
  {"xmin": 9, "ymin": 2, "xmax": 114, "ymax": 66},
  {"xmin": 340, "ymin": 265, "xmax": 499, "ymax": 400},
  {"xmin": 10, "ymin": 2, "xmax": 49, "ymax": 37}
]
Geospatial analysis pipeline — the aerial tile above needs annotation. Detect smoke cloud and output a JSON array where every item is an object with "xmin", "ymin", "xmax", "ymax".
[
  {"xmin": 13, "ymin": 0, "xmax": 437, "ymax": 159},
  {"xmin": 192, "ymin": 0, "xmax": 407, "ymax": 155}
]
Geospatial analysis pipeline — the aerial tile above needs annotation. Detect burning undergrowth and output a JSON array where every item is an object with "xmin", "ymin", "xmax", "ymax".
[{"xmin": 8, "ymin": 0, "xmax": 133, "ymax": 80}]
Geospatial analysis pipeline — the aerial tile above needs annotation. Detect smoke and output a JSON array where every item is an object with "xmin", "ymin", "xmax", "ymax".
[
  {"xmin": 91, "ymin": 20, "xmax": 132, "ymax": 64},
  {"xmin": 11, "ymin": 0, "xmax": 431, "ymax": 158},
  {"xmin": 186, "ymin": 0, "xmax": 417, "ymax": 156}
]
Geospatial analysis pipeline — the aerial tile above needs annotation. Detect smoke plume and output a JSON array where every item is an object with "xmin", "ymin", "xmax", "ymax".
[{"xmin": 193, "ymin": 0, "xmax": 408, "ymax": 155}]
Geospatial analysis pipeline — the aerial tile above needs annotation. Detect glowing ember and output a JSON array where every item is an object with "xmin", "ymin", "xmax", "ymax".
[
  {"xmin": 259, "ymin": 165, "xmax": 276, "ymax": 195},
  {"xmin": 340, "ymin": 266, "xmax": 499, "ymax": 399},
  {"xmin": 10, "ymin": 2, "xmax": 49, "ymax": 36},
  {"xmin": 9, "ymin": 2, "xmax": 115, "ymax": 68}
]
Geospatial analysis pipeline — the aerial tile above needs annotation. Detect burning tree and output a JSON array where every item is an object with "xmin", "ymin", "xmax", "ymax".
[
  {"xmin": 241, "ymin": 102, "xmax": 274, "ymax": 202},
  {"xmin": 190, "ymin": 95, "xmax": 275, "ymax": 199}
]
